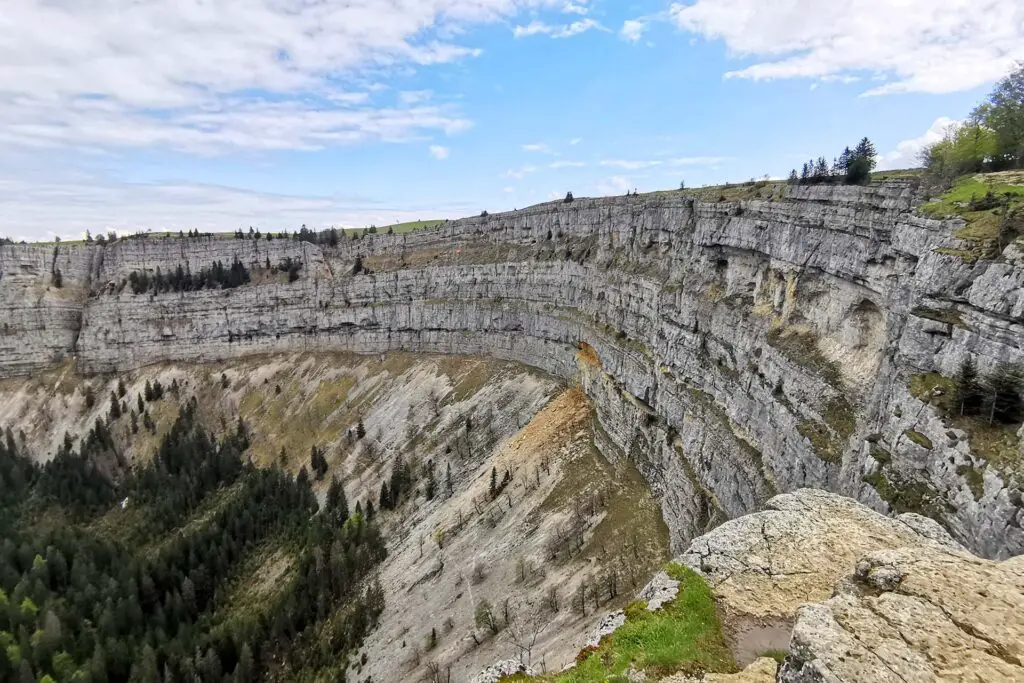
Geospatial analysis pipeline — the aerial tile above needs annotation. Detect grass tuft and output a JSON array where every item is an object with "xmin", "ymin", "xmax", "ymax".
[{"xmin": 511, "ymin": 564, "xmax": 735, "ymax": 682}]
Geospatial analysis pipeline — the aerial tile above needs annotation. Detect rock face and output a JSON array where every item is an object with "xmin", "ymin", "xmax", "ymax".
[
  {"xmin": 2, "ymin": 181, "xmax": 1023, "ymax": 558},
  {"xmin": 650, "ymin": 490, "xmax": 1023, "ymax": 683}
]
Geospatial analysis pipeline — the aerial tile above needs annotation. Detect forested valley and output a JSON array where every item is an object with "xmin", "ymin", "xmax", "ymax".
[{"xmin": 0, "ymin": 398, "xmax": 386, "ymax": 683}]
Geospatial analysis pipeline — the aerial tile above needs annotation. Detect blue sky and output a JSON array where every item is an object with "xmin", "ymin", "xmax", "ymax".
[{"xmin": 1, "ymin": 0, "xmax": 1021, "ymax": 240}]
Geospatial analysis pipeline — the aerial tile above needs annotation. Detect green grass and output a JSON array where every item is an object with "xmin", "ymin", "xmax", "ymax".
[
  {"xmin": 904, "ymin": 429, "xmax": 934, "ymax": 450},
  {"xmin": 862, "ymin": 470, "xmax": 943, "ymax": 518},
  {"xmin": 871, "ymin": 169, "xmax": 923, "ymax": 181},
  {"xmin": 345, "ymin": 219, "xmax": 444, "ymax": 236},
  {"xmin": 512, "ymin": 564, "xmax": 735, "ymax": 682},
  {"xmin": 759, "ymin": 649, "xmax": 789, "ymax": 664},
  {"xmin": 907, "ymin": 373, "xmax": 1021, "ymax": 474},
  {"xmin": 920, "ymin": 175, "xmax": 1024, "ymax": 219},
  {"xmin": 919, "ymin": 174, "xmax": 1024, "ymax": 261}
]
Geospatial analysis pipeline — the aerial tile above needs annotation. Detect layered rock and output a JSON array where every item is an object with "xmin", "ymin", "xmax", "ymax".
[
  {"xmin": 599, "ymin": 489, "xmax": 1024, "ymax": 683},
  {"xmin": 2, "ymin": 181, "xmax": 1023, "ymax": 558}
]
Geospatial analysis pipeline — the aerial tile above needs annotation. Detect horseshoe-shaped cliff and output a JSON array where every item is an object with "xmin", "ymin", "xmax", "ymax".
[{"xmin": 3, "ymin": 180, "xmax": 1022, "ymax": 558}]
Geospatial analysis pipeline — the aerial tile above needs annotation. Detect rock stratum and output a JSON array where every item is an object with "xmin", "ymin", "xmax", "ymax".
[
  {"xmin": 2, "ymin": 180, "xmax": 1023, "ymax": 560},
  {"xmin": 650, "ymin": 489, "xmax": 1023, "ymax": 683}
]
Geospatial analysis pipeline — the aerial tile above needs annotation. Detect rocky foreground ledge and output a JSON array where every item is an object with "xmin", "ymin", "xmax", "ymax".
[{"xmin": 562, "ymin": 489, "xmax": 1023, "ymax": 682}]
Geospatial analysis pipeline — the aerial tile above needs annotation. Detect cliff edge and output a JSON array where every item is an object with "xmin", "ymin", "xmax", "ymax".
[{"xmin": 2, "ymin": 179, "xmax": 1022, "ymax": 559}]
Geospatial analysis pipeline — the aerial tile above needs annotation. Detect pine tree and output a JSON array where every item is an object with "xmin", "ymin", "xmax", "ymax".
[
  {"xmin": 838, "ymin": 146, "xmax": 852, "ymax": 174},
  {"xmin": 356, "ymin": 419, "xmax": 366, "ymax": 440},
  {"xmin": 489, "ymin": 467, "xmax": 497, "ymax": 498},
  {"xmin": 327, "ymin": 476, "xmax": 348, "ymax": 521},
  {"xmin": 446, "ymin": 462, "xmax": 453, "ymax": 496},
  {"xmin": 984, "ymin": 362, "xmax": 1024, "ymax": 424},
  {"xmin": 235, "ymin": 642, "xmax": 255, "ymax": 683},
  {"xmin": 788, "ymin": 169, "xmax": 799, "ymax": 184},
  {"xmin": 814, "ymin": 156, "xmax": 830, "ymax": 179},
  {"xmin": 425, "ymin": 465, "xmax": 436, "ymax": 501},
  {"xmin": 846, "ymin": 137, "xmax": 877, "ymax": 184},
  {"xmin": 955, "ymin": 356, "xmax": 983, "ymax": 416},
  {"xmin": 379, "ymin": 481, "xmax": 391, "ymax": 510}
]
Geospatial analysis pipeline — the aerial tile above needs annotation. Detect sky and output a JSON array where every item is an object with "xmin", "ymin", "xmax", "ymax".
[{"xmin": 1, "ymin": 0, "xmax": 1022, "ymax": 241}]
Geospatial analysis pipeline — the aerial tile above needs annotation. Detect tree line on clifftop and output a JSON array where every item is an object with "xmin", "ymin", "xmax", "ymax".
[{"xmin": 788, "ymin": 137, "xmax": 878, "ymax": 186}]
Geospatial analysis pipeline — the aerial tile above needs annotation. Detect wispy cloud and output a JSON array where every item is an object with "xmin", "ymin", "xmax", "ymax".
[
  {"xmin": 878, "ymin": 118, "xmax": 957, "ymax": 170},
  {"xmin": 549, "ymin": 160, "xmax": 586, "ymax": 168},
  {"xmin": 430, "ymin": 145, "xmax": 451, "ymax": 160},
  {"xmin": 596, "ymin": 175, "xmax": 633, "ymax": 195},
  {"xmin": 670, "ymin": 0, "xmax": 1024, "ymax": 94},
  {"xmin": 505, "ymin": 165, "xmax": 539, "ymax": 179},
  {"xmin": 621, "ymin": 20, "xmax": 647, "ymax": 42},
  {"xmin": 0, "ymin": 0, "xmax": 584, "ymax": 155},
  {"xmin": 513, "ymin": 18, "xmax": 605, "ymax": 38},
  {"xmin": 600, "ymin": 159, "xmax": 663, "ymax": 170},
  {"xmin": 0, "ymin": 170, "xmax": 472, "ymax": 241},
  {"xmin": 400, "ymin": 90, "xmax": 435, "ymax": 105},
  {"xmin": 523, "ymin": 143, "xmax": 553, "ymax": 153},
  {"xmin": 668, "ymin": 156, "xmax": 728, "ymax": 166}
]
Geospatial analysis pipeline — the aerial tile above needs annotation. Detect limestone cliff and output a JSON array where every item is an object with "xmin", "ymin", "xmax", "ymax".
[
  {"xmin": 610, "ymin": 489, "xmax": 1023, "ymax": 683},
  {"xmin": 2, "ymin": 180, "xmax": 1022, "ymax": 559}
]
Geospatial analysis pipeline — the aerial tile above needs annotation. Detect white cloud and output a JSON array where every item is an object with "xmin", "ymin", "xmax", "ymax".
[
  {"xmin": 621, "ymin": 20, "xmax": 647, "ymax": 42},
  {"xmin": 523, "ymin": 143, "xmax": 553, "ymax": 153},
  {"xmin": 513, "ymin": 18, "xmax": 605, "ymax": 38},
  {"xmin": 549, "ymin": 160, "xmax": 586, "ymax": 168},
  {"xmin": 0, "ymin": 97, "xmax": 473, "ymax": 154},
  {"xmin": 505, "ymin": 165, "xmax": 539, "ymax": 179},
  {"xmin": 400, "ymin": 90, "xmax": 434, "ymax": 105},
  {"xmin": 668, "ymin": 156, "xmax": 727, "ymax": 166},
  {"xmin": 600, "ymin": 159, "xmax": 663, "ymax": 170},
  {"xmin": 0, "ymin": 0, "xmax": 574, "ymax": 154},
  {"xmin": 596, "ymin": 175, "xmax": 633, "ymax": 195},
  {"xmin": 0, "ymin": 171, "xmax": 472, "ymax": 241},
  {"xmin": 569, "ymin": 138, "xmax": 583, "ymax": 146},
  {"xmin": 670, "ymin": 0, "xmax": 1024, "ymax": 94},
  {"xmin": 878, "ymin": 117, "xmax": 958, "ymax": 170},
  {"xmin": 563, "ymin": 2, "xmax": 590, "ymax": 15},
  {"xmin": 430, "ymin": 145, "xmax": 451, "ymax": 160}
]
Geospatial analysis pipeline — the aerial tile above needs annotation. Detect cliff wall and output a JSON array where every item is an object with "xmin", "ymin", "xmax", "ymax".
[{"xmin": 2, "ymin": 180, "xmax": 1022, "ymax": 558}]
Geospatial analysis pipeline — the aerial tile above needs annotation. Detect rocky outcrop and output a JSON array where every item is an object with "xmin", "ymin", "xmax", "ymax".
[
  {"xmin": 633, "ymin": 489, "xmax": 1023, "ymax": 682},
  {"xmin": 2, "ymin": 180, "xmax": 1023, "ymax": 558}
]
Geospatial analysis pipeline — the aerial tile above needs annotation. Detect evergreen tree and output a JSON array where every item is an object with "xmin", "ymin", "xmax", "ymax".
[
  {"xmin": 425, "ymin": 461, "xmax": 436, "ymax": 501},
  {"xmin": 846, "ymin": 137, "xmax": 877, "ymax": 184},
  {"xmin": 235, "ymin": 643, "xmax": 255, "ymax": 683},
  {"xmin": 956, "ymin": 356, "xmax": 983, "ymax": 416},
  {"xmin": 983, "ymin": 362, "xmax": 1024, "ymax": 424},
  {"xmin": 379, "ymin": 481, "xmax": 391, "ymax": 511},
  {"xmin": 489, "ymin": 467, "xmax": 497, "ymax": 498},
  {"xmin": 356, "ymin": 419, "xmax": 366, "ymax": 440},
  {"xmin": 814, "ymin": 156, "xmax": 830, "ymax": 179},
  {"xmin": 326, "ymin": 476, "xmax": 348, "ymax": 521}
]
